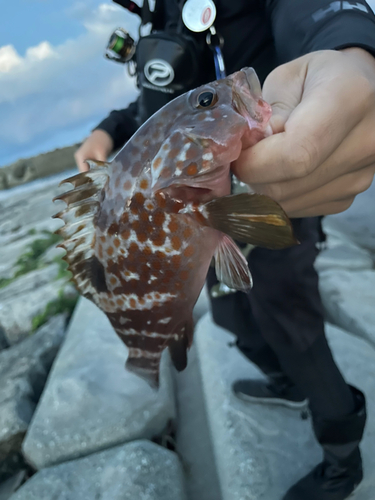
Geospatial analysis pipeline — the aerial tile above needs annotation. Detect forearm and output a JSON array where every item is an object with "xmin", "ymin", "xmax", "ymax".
[{"xmin": 266, "ymin": 0, "xmax": 375, "ymax": 62}]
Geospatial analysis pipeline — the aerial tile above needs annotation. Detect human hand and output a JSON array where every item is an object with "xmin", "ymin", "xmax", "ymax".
[
  {"xmin": 74, "ymin": 129, "xmax": 114, "ymax": 172},
  {"xmin": 232, "ymin": 48, "xmax": 375, "ymax": 217}
]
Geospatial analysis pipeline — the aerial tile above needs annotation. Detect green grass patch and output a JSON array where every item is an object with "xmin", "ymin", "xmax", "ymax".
[
  {"xmin": 31, "ymin": 289, "xmax": 78, "ymax": 332},
  {"xmin": 14, "ymin": 230, "xmax": 62, "ymax": 277},
  {"xmin": 0, "ymin": 230, "xmax": 64, "ymax": 289},
  {"xmin": 0, "ymin": 277, "xmax": 13, "ymax": 289},
  {"xmin": 53, "ymin": 255, "xmax": 72, "ymax": 281}
]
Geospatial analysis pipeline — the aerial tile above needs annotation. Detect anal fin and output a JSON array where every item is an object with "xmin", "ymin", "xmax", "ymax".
[{"xmin": 168, "ymin": 318, "xmax": 194, "ymax": 372}]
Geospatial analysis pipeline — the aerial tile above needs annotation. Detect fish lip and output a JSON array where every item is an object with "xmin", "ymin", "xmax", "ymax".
[{"xmin": 231, "ymin": 67, "xmax": 266, "ymax": 125}]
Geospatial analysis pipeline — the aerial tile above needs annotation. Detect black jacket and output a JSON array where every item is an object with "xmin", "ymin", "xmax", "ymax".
[{"xmin": 97, "ymin": 0, "xmax": 375, "ymax": 150}]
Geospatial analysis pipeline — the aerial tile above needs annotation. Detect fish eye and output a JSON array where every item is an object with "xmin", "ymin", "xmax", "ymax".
[{"xmin": 197, "ymin": 91, "xmax": 217, "ymax": 108}]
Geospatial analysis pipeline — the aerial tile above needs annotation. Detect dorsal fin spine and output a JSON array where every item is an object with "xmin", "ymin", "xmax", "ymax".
[{"xmin": 53, "ymin": 161, "xmax": 110, "ymax": 300}]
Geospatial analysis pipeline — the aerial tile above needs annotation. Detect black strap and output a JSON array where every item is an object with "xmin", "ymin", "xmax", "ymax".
[
  {"xmin": 113, "ymin": 0, "xmax": 142, "ymax": 17},
  {"xmin": 142, "ymin": 0, "xmax": 153, "ymax": 26}
]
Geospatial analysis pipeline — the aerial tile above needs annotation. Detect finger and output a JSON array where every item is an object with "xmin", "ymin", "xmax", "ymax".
[
  {"xmin": 287, "ymin": 197, "xmax": 355, "ymax": 218},
  {"xmin": 262, "ymin": 58, "xmax": 306, "ymax": 133},
  {"xmin": 279, "ymin": 165, "xmax": 374, "ymax": 216},
  {"xmin": 76, "ymin": 157, "xmax": 90, "ymax": 172},
  {"xmin": 234, "ymin": 78, "xmax": 365, "ymax": 185},
  {"xmin": 74, "ymin": 152, "xmax": 89, "ymax": 172},
  {"xmin": 250, "ymin": 116, "xmax": 375, "ymax": 202}
]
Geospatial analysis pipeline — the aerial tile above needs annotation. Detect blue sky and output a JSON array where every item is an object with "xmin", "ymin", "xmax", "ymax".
[
  {"xmin": 0, "ymin": 0, "xmax": 140, "ymax": 166},
  {"xmin": 1, "ymin": 1, "xmax": 375, "ymax": 167}
]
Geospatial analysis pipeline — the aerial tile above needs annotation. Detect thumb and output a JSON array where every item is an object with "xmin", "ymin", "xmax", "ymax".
[{"xmin": 262, "ymin": 57, "xmax": 308, "ymax": 133}]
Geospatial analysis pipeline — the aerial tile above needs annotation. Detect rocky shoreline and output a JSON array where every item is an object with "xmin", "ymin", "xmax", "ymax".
[
  {"xmin": 0, "ymin": 145, "xmax": 79, "ymax": 191},
  {"xmin": 0, "ymin": 172, "xmax": 374, "ymax": 499}
]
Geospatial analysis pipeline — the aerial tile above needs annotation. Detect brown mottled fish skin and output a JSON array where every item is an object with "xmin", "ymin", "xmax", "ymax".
[{"xmin": 54, "ymin": 68, "xmax": 296, "ymax": 388}]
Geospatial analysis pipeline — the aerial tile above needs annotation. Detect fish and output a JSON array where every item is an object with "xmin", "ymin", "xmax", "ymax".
[{"xmin": 53, "ymin": 67, "xmax": 296, "ymax": 388}]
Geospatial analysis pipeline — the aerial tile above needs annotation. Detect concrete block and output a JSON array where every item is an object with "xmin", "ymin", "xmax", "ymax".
[
  {"xmin": 22, "ymin": 298, "xmax": 176, "ymax": 469},
  {"xmin": 195, "ymin": 314, "xmax": 375, "ymax": 500},
  {"xmin": 11, "ymin": 441, "xmax": 186, "ymax": 500}
]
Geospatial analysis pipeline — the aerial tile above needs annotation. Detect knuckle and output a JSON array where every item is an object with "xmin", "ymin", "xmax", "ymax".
[
  {"xmin": 354, "ymin": 75, "xmax": 375, "ymax": 111},
  {"xmin": 289, "ymin": 141, "xmax": 317, "ymax": 178}
]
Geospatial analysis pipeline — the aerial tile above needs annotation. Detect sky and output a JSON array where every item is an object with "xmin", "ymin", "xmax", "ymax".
[
  {"xmin": 1, "ymin": 1, "xmax": 375, "ymax": 167},
  {"xmin": 0, "ymin": 0, "xmax": 140, "ymax": 167}
]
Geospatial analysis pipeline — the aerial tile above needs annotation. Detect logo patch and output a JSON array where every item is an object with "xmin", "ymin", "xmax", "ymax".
[
  {"xmin": 144, "ymin": 59, "xmax": 175, "ymax": 87},
  {"xmin": 202, "ymin": 7, "xmax": 212, "ymax": 25}
]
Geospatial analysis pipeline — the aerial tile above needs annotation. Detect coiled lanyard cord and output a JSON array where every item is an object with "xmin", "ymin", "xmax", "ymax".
[{"xmin": 206, "ymin": 25, "xmax": 226, "ymax": 79}]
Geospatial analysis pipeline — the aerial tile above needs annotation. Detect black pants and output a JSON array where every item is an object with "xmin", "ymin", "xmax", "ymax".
[{"xmin": 207, "ymin": 218, "xmax": 355, "ymax": 419}]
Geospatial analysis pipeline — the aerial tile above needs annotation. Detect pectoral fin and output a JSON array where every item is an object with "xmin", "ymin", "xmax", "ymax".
[
  {"xmin": 204, "ymin": 193, "xmax": 297, "ymax": 249},
  {"xmin": 214, "ymin": 235, "xmax": 252, "ymax": 291}
]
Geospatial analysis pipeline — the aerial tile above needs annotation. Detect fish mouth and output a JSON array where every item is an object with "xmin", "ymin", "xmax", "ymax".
[{"xmin": 231, "ymin": 68, "xmax": 272, "ymax": 139}]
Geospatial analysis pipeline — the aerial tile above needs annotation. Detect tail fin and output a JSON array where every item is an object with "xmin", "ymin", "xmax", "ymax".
[{"xmin": 125, "ymin": 348, "xmax": 162, "ymax": 389}]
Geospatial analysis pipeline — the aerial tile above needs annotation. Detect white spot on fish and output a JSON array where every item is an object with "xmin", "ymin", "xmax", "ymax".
[
  {"xmin": 119, "ymin": 317, "xmax": 131, "ymax": 325},
  {"xmin": 129, "ymin": 348, "xmax": 161, "ymax": 359},
  {"xmin": 158, "ymin": 317, "xmax": 172, "ymax": 324},
  {"xmin": 121, "ymin": 271, "xmax": 139, "ymax": 281},
  {"xmin": 176, "ymin": 142, "xmax": 191, "ymax": 162}
]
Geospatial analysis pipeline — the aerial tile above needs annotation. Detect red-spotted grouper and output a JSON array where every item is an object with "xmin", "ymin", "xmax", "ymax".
[{"xmin": 54, "ymin": 68, "xmax": 296, "ymax": 388}]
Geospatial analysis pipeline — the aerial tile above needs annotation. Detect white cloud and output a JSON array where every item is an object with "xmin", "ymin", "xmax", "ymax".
[
  {"xmin": 0, "ymin": 45, "xmax": 22, "ymax": 73},
  {"xmin": 0, "ymin": 41, "xmax": 56, "ymax": 74},
  {"xmin": 0, "ymin": 2, "xmax": 140, "ymax": 165},
  {"xmin": 26, "ymin": 41, "xmax": 56, "ymax": 62}
]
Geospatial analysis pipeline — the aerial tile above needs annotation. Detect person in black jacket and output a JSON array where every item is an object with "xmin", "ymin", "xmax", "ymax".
[{"xmin": 75, "ymin": 2, "xmax": 375, "ymax": 499}]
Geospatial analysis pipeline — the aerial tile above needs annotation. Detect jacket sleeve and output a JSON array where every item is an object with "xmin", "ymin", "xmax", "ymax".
[
  {"xmin": 94, "ymin": 99, "xmax": 140, "ymax": 151},
  {"xmin": 265, "ymin": 0, "xmax": 375, "ymax": 63}
]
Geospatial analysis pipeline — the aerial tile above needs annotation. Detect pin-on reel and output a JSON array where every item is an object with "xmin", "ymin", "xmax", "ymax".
[{"xmin": 105, "ymin": 28, "xmax": 136, "ymax": 64}]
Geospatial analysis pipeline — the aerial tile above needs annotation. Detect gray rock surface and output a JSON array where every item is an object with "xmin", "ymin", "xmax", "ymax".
[
  {"xmin": 322, "ymin": 179, "xmax": 375, "ymax": 254},
  {"xmin": 315, "ymin": 243, "xmax": 373, "ymax": 273},
  {"xmin": 11, "ymin": 441, "xmax": 186, "ymax": 500},
  {"xmin": 0, "ymin": 472, "xmax": 25, "ymax": 500},
  {"xmin": 315, "ymin": 182, "xmax": 375, "ymax": 348},
  {"xmin": 174, "ymin": 344, "xmax": 222, "ymax": 500},
  {"xmin": 0, "ymin": 316, "xmax": 66, "ymax": 481},
  {"xmin": 22, "ymin": 298, "xmax": 176, "ymax": 469},
  {"xmin": 195, "ymin": 314, "xmax": 375, "ymax": 500},
  {"xmin": 0, "ymin": 280, "xmax": 76, "ymax": 346},
  {"xmin": 0, "ymin": 182, "xmax": 64, "ymax": 239},
  {"xmin": 319, "ymin": 268, "xmax": 375, "ymax": 348},
  {"xmin": 0, "ymin": 265, "xmax": 59, "ymax": 302},
  {"xmin": 0, "ymin": 235, "xmax": 39, "ymax": 281}
]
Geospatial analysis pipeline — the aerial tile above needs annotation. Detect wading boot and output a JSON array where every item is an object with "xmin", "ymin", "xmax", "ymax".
[
  {"xmin": 232, "ymin": 372, "xmax": 307, "ymax": 410},
  {"xmin": 282, "ymin": 386, "xmax": 366, "ymax": 500}
]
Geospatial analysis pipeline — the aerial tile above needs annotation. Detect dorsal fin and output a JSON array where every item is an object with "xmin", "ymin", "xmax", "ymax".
[{"xmin": 53, "ymin": 161, "xmax": 110, "ymax": 300}]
